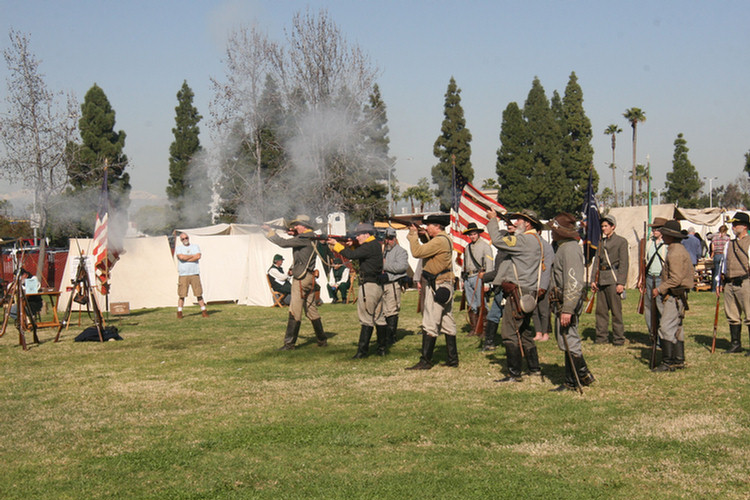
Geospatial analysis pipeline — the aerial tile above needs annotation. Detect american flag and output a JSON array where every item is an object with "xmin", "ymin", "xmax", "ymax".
[
  {"xmin": 450, "ymin": 182, "xmax": 506, "ymax": 259},
  {"xmin": 92, "ymin": 167, "xmax": 120, "ymax": 294}
]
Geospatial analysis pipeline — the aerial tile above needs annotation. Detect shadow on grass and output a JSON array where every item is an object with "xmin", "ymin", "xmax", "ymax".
[{"xmin": 693, "ymin": 333, "xmax": 730, "ymax": 352}]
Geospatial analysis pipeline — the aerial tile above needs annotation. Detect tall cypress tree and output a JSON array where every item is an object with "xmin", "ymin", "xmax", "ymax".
[
  {"xmin": 496, "ymin": 102, "xmax": 532, "ymax": 210},
  {"xmin": 561, "ymin": 71, "xmax": 595, "ymax": 212},
  {"xmin": 167, "ymin": 80, "xmax": 202, "ymax": 226},
  {"xmin": 67, "ymin": 83, "xmax": 130, "ymax": 210},
  {"xmin": 432, "ymin": 77, "xmax": 473, "ymax": 211},
  {"xmin": 665, "ymin": 133, "xmax": 702, "ymax": 207},
  {"xmin": 523, "ymin": 77, "xmax": 566, "ymax": 218}
]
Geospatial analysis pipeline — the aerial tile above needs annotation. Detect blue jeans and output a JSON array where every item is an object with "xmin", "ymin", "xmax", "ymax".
[{"xmin": 487, "ymin": 290, "xmax": 504, "ymax": 324}]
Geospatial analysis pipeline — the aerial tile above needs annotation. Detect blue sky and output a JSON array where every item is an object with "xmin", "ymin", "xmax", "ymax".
[{"xmin": 2, "ymin": 0, "xmax": 749, "ymax": 208}]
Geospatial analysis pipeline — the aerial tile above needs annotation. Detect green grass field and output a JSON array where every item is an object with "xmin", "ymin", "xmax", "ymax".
[{"xmin": 1, "ymin": 290, "xmax": 748, "ymax": 499}]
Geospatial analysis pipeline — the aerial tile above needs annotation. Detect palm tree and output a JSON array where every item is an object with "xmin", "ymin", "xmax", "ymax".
[
  {"xmin": 604, "ymin": 124, "xmax": 622, "ymax": 206},
  {"xmin": 623, "ymin": 108, "xmax": 646, "ymax": 206},
  {"xmin": 630, "ymin": 163, "xmax": 651, "ymax": 204}
]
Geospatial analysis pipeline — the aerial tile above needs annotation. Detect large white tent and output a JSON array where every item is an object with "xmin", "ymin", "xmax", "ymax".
[{"xmin": 59, "ymin": 236, "xmax": 177, "ymax": 311}]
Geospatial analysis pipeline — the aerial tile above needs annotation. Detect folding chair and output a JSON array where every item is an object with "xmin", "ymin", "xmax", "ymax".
[{"xmin": 266, "ymin": 275, "xmax": 288, "ymax": 307}]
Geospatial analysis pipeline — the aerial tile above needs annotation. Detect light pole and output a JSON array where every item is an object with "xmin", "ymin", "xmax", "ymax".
[{"xmin": 703, "ymin": 176, "xmax": 718, "ymax": 208}]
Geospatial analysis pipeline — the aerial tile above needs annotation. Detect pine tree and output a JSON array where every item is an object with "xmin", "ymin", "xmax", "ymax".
[
  {"xmin": 560, "ymin": 71, "xmax": 595, "ymax": 212},
  {"xmin": 432, "ymin": 77, "xmax": 472, "ymax": 211},
  {"xmin": 665, "ymin": 133, "xmax": 702, "ymax": 207},
  {"xmin": 67, "ymin": 84, "xmax": 130, "ymax": 210},
  {"xmin": 523, "ymin": 77, "xmax": 566, "ymax": 219},
  {"xmin": 167, "ymin": 80, "xmax": 202, "ymax": 226},
  {"xmin": 496, "ymin": 102, "xmax": 532, "ymax": 210}
]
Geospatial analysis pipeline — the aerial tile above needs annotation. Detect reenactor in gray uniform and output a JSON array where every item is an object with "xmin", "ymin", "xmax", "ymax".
[
  {"xmin": 263, "ymin": 215, "xmax": 327, "ymax": 350},
  {"xmin": 382, "ymin": 228, "xmax": 409, "ymax": 345},
  {"xmin": 461, "ymin": 223, "xmax": 493, "ymax": 334},
  {"xmin": 718, "ymin": 211, "xmax": 750, "ymax": 354},
  {"xmin": 548, "ymin": 213, "xmax": 595, "ymax": 391},
  {"xmin": 591, "ymin": 214, "xmax": 630, "ymax": 345},
  {"xmin": 532, "ymin": 228, "xmax": 554, "ymax": 342},
  {"xmin": 486, "ymin": 209, "xmax": 544, "ymax": 382},
  {"xmin": 480, "ymin": 221, "xmax": 516, "ymax": 351},
  {"xmin": 652, "ymin": 219, "xmax": 694, "ymax": 371},
  {"xmin": 406, "ymin": 214, "xmax": 458, "ymax": 370},
  {"xmin": 638, "ymin": 217, "xmax": 668, "ymax": 337}
]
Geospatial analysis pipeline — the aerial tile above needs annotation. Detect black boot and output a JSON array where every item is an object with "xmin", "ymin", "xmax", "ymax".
[
  {"xmin": 385, "ymin": 315, "xmax": 398, "ymax": 346},
  {"xmin": 353, "ymin": 325, "xmax": 373, "ymax": 359},
  {"xmin": 442, "ymin": 335, "xmax": 459, "ymax": 367},
  {"xmin": 724, "ymin": 324, "xmax": 743, "ymax": 354},
  {"xmin": 375, "ymin": 324, "xmax": 388, "ymax": 356},
  {"xmin": 406, "ymin": 334, "xmax": 437, "ymax": 370},
  {"xmin": 551, "ymin": 355, "xmax": 576, "ymax": 391},
  {"xmin": 311, "ymin": 318, "xmax": 327, "ymax": 347},
  {"xmin": 673, "ymin": 340, "xmax": 685, "ymax": 369},
  {"xmin": 481, "ymin": 320, "xmax": 498, "ymax": 351},
  {"xmin": 526, "ymin": 345, "xmax": 541, "ymax": 376},
  {"xmin": 652, "ymin": 341, "xmax": 675, "ymax": 372},
  {"xmin": 573, "ymin": 355, "xmax": 596, "ymax": 386},
  {"xmin": 279, "ymin": 314, "xmax": 300, "ymax": 350},
  {"xmin": 496, "ymin": 342, "xmax": 523, "ymax": 382}
]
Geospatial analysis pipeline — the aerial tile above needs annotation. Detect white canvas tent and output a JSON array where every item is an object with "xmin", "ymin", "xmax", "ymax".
[
  {"xmin": 175, "ymin": 223, "xmax": 332, "ymax": 307},
  {"xmin": 59, "ymin": 236, "xmax": 177, "ymax": 311}
]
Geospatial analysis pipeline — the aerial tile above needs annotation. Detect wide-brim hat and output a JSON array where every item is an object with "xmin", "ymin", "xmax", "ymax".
[
  {"xmin": 286, "ymin": 214, "xmax": 314, "ymax": 229},
  {"xmin": 462, "ymin": 222, "xmax": 484, "ymax": 235},
  {"xmin": 353, "ymin": 222, "xmax": 375, "ymax": 235},
  {"xmin": 507, "ymin": 209, "xmax": 542, "ymax": 230},
  {"xmin": 273, "ymin": 254, "xmax": 284, "ymax": 262},
  {"xmin": 660, "ymin": 220, "xmax": 687, "ymax": 239},
  {"xmin": 729, "ymin": 212, "xmax": 750, "ymax": 227},
  {"xmin": 649, "ymin": 217, "xmax": 668, "ymax": 228},
  {"xmin": 550, "ymin": 212, "xmax": 580, "ymax": 240},
  {"xmin": 384, "ymin": 228, "xmax": 397, "ymax": 239},
  {"xmin": 423, "ymin": 213, "xmax": 451, "ymax": 227}
]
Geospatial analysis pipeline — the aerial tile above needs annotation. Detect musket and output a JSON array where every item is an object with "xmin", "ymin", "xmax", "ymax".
[
  {"xmin": 649, "ymin": 293, "xmax": 660, "ymax": 369},
  {"xmin": 710, "ymin": 291, "xmax": 720, "ymax": 354},
  {"xmin": 558, "ymin": 314, "xmax": 584, "ymax": 395},
  {"xmin": 509, "ymin": 286, "xmax": 526, "ymax": 357},
  {"xmin": 387, "ymin": 216, "xmax": 430, "ymax": 243},
  {"xmin": 309, "ymin": 234, "xmax": 355, "ymax": 243},
  {"xmin": 473, "ymin": 276, "xmax": 487, "ymax": 336},
  {"xmin": 636, "ymin": 222, "xmax": 647, "ymax": 315},
  {"xmin": 585, "ymin": 268, "xmax": 599, "ymax": 314}
]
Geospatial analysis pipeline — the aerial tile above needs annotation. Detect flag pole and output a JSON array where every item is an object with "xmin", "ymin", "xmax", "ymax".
[{"xmin": 103, "ymin": 159, "xmax": 109, "ymax": 322}]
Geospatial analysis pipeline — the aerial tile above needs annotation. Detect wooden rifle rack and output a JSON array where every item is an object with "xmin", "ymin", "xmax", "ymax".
[
  {"xmin": 54, "ymin": 255, "xmax": 106, "ymax": 342},
  {"xmin": 0, "ymin": 266, "xmax": 40, "ymax": 350}
]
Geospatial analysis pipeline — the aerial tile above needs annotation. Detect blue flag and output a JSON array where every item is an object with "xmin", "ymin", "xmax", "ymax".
[{"xmin": 581, "ymin": 170, "xmax": 601, "ymax": 265}]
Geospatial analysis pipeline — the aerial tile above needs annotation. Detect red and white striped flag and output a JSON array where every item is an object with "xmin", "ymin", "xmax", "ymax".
[
  {"xmin": 92, "ymin": 167, "xmax": 120, "ymax": 294},
  {"xmin": 450, "ymin": 182, "xmax": 506, "ymax": 260}
]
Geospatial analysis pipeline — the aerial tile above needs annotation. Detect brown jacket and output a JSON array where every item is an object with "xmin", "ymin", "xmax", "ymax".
[
  {"xmin": 407, "ymin": 231, "xmax": 454, "ymax": 283},
  {"xmin": 657, "ymin": 242, "xmax": 694, "ymax": 295}
]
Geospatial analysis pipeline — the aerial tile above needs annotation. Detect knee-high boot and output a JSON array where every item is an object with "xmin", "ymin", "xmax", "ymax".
[
  {"xmin": 526, "ymin": 345, "xmax": 541, "ymax": 375},
  {"xmin": 311, "ymin": 318, "xmax": 327, "ymax": 347},
  {"xmin": 551, "ymin": 355, "xmax": 576, "ymax": 391},
  {"xmin": 353, "ymin": 325, "xmax": 373, "ymax": 359},
  {"xmin": 280, "ymin": 314, "xmax": 300, "ymax": 350},
  {"xmin": 724, "ymin": 324, "xmax": 743, "ymax": 353},
  {"xmin": 482, "ymin": 320, "xmax": 498, "ymax": 351},
  {"xmin": 673, "ymin": 340, "xmax": 685, "ymax": 369},
  {"xmin": 442, "ymin": 335, "xmax": 459, "ymax": 367},
  {"xmin": 652, "ymin": 341, "xmax": 675, "ymax": 372},
  {"xmin": 573, "ymin": 355, "xmax": 596, "ymax": 386},
  {"xmin": 406, "ymin": 334, "xmax": 437, "ymax": 370},
  {"xmin": 375, "ymin": 324, "xmax": 388, "ymax": 356},
  {"xmin": 385, "ymin": 315, "xmax": 398, "ymax": 346},
  {"xmin": 497, "ymin": 341, "xmax": 523, "ymax": 382}
]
